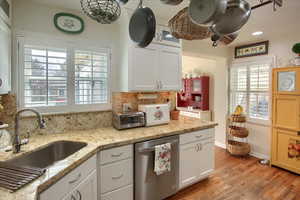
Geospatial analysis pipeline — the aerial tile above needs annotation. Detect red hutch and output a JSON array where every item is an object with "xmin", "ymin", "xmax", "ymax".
[{"xmin": 177, "ymin": 76, "xmax": 209, "ymax": 111}]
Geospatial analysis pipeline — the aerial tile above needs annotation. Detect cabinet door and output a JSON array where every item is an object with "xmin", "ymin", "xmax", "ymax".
[
  {"xmin": 101, "ymin": 184, "xmax": 133, "ymax": 200},
  {"xmin": 272, "ymin": 128, "xmax": 300, "ymax": 174},
  {"xmin": 158, "ymin": 46, "xmax": 182, "ymax": 91},
  {"xmin": 272, "ymin": 95, "xmax": 300, "ymax": 131},
  {"xmin": 197, "ymin": 138, "xmax": 214, "ymax": 178},
  {"xmin": 129, "ymin": 44, "xmax": 159, "ymax": 91},
  {"xmin": 0, "ymin": 18, "xmax": 11, "ymax": 94},
  {"xmin": 63, "ymin": 170, "xmax": 98, "ymax": 200},
  {"xmin": 179, "ymin": 142, "xmax": 200, "ymax": 189},
  {"xmin": 273, "ymin": 67, "xmax": 300, "ymax": 95}
]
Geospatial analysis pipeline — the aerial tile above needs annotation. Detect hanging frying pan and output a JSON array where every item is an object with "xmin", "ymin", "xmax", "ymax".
[
  {"xmin": 211, "ymin": 0, "xmax": 251, "ymax": 35},
  {"xmin": 129, "ymin": 0, "xmax": 156, "ymax": 48},
  {"xmin": 188, "ymin": 0, "xmax": 227, "ymax": 26}
]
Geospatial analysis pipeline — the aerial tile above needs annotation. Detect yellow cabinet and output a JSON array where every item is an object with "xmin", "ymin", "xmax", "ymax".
[
  {"xmin": 272, "ymin": 95, "xmax": 300, "ymax": 131},
  {"xmin": 271, "ymin": 128, "xmax": 300, "ymax": 174},
  {"xmin": 272, "ymin": 67, "xmax": 300, "ymax": 95},
  {"xmin": 272, "ymin": 67, "xmax": 300, "ymax": 174}
]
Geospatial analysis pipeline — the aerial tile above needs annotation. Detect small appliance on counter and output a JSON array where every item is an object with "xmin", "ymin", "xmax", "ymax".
[
  {"xmin": 113, "ymin": 112, "xmax": 145, "ymax": 130},
  {"xmin": 138, "ymin": 104, "xmax": 170, "ymax": 127}
]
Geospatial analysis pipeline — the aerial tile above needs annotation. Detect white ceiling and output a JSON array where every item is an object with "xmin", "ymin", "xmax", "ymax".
[{"xmin": 31, "ymin": 0, "xmax": 300, "ymax": 45}]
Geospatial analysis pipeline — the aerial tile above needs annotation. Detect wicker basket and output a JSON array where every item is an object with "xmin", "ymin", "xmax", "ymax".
[
  {"xmin": 230, "ymin": 114, "xmax": 246, "ymax": 123},
  {"xmin": 168, "ymin": 7, "xmax": 212, "ymax": 40},
  {"xmin": 227, "ymin": 140, "xmax": 250, "ymax": 156},
  {"xmin": 228, "ymin": 126, "xmax": 249, "ymax": 138}
]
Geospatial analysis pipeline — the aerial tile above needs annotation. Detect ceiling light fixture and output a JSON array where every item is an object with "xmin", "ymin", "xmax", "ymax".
[{"xmin": 252, "ymin": 31, "xmax": 263, "ymax": 36}]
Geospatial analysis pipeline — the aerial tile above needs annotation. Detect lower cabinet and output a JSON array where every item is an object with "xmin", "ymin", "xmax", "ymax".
[
  {"xmin": 39, "ymin": 155, "xmax": 97, "ymax": 200},
  {"xmin": 63, "ymin": 170, "xmax": 97, "ymax": 200},
  {"xmin": 272, "ymin": 128, "xmax": 300, "ymax": 174},
  {"xmin": 179, "ymin": 129, "xmax": 215, "ymax": 189},
  {"xmin": 98, "ymin": 144, "xmax": 134, "ymax": 200}
]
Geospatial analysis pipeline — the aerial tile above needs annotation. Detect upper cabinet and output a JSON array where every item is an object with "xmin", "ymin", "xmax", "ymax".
[
  {"xmin": 117, "ymin": 10, "xmax": 182, "ymax": 92},
  {"xmin": 0, "ymin": 0, "xmax": 12, "ymax": 26},
  {"xmin": 273, "ymin": 67, "xmax": 300, "ymax": 95},
  {"xmin": 129, "ymin": 43, "xmax": 182, "ymax": 91},
  {"xmin": 0, "ymin": 17, "xmax": 11, "ymax": 95}
]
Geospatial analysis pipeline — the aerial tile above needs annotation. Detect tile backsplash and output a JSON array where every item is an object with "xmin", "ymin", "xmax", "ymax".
[
  {"xmin": 0, "ymin": 94, "xmax": 112, "ymax": 136},
  {"xmin": 0, "ymin": 91, "xmax": 176, "ymax": 136},
  {"xmin": 112, "ymin": 92, "xmax": 176, "ymax": 113}
]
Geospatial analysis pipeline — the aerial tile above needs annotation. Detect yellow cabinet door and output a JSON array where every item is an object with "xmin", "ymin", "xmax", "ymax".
[
  {"xmin": 272, "ymin": 128, "xmax": 300, "ymax": 174},
  {"xmin": 273, "ymin": 67, "xmax": 300, "ymax": 95},
  {"xmin": 272, "ymin": 95, "xmax": 300, "ymax": 131}
]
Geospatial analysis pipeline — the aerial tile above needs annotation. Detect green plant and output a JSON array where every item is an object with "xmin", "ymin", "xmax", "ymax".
[{"xmin": 292, "ymin": 43, "xmax": 300, "ymax": 55}]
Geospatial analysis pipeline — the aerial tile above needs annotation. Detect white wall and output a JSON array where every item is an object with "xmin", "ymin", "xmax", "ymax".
[
  {"xmin": 182, "ymin": 40, "xmax": 231, "ymax": 146},
  {"xmin": 12, "ymin": 0, "xmax": 120, "ymax": 92},
  {"xmin": 228, "ymin": 33, "xmax": 300, "ymax": 159}
]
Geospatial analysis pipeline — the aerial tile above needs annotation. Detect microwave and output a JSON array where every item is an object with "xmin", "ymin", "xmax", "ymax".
[
  {"xmin": 138, "ymin": 104, "xmax": 170, "ymax": 127},
  {"xmin": 0, "ymin": 0, "xmax": 11, "ymax": 26}
]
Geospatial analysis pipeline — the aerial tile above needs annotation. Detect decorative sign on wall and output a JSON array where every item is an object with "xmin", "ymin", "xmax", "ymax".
[
  {"xmin": 235, "ymin": 41, "xmax": 269, "ymax": 59},
  {"xmin": 54, "ymin": 13, "xmax": 84, "ymax": 34}
]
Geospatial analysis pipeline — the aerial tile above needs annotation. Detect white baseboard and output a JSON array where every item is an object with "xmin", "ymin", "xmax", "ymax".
[
  {"xmin": 214, "ymin": 141, "xmax": 270, "ymax": 160},
  {"xmin": 214, "ymin": 141, "xmax": 226, "ymax": 149}
]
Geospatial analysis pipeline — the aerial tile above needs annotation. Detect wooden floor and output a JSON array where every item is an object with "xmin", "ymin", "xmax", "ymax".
[{"xmin": 167, "ymin": 147, "xmax": 300, "ymax": 200}]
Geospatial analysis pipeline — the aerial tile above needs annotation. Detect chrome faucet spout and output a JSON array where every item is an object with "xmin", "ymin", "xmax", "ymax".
[{"xmin": 13, "ymin": 109, "xmax": 46, "ymax": 153}]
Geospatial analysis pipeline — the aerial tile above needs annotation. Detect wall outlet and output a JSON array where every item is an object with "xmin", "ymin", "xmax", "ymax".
[{"xmin": 122, "ymin": 103, "xmax": 132, "ymax": 113}]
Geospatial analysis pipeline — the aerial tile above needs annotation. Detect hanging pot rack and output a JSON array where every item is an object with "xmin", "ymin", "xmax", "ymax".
[{"xmin": 251, "ymin": 0, "xmax": 282, "ymax": 11}]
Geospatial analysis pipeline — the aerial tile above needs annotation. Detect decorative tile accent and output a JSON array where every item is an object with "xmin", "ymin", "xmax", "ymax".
[{"xmin": 112, "ymin": 92, "xmax": 176, "ymax": 113}]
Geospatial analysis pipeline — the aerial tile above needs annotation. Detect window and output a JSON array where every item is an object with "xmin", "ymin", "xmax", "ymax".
[
  {"xmin": 230, "ymin": 60, "xmax": 272, "ymax": 121},
  {"xmin": 19, "ymin": 39, "xmax": 111, "ymax": 113}
]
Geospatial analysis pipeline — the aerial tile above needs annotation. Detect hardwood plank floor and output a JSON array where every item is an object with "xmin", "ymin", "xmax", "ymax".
[{"xmin": 167, "ymin": 147, "xmax": 300, "ymax": 200}]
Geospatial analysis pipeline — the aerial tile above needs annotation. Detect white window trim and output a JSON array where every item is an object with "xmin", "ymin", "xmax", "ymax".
[
  {"xmin": 16, "ymin": 36, "xmax": 112, "ymax": 115},
  {"xmin": 230, "ymin": 56, "xmax": 275, "ymax": 125}
]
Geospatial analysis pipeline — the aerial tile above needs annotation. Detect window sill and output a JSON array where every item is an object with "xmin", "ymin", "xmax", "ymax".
[
  {"xmin": 246, "ymin": 118, "xmax": 270, "ymax": 127},
  {"xmin": 19, "ymin": 104, "xmax": 112, "ymax": 117}
]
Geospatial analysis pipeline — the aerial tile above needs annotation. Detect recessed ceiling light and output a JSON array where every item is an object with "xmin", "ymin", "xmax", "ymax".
[{"xmin": 252, "ymin": 31, "xmax": 263, "ymax": 36}]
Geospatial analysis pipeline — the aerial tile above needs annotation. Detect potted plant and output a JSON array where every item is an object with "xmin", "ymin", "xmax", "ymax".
[{"xmin": 292, "ymin": 43, "xmax": 300, "ymax": 66}]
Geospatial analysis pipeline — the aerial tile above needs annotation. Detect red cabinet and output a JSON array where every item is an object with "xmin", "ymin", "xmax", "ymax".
[{"xmin": 177, "ymin": 76, "xmax": 209, "ymax": 110}]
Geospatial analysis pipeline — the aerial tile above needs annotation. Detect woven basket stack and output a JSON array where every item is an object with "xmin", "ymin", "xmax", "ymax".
[{"xmin": 227, "ymin": 114, "xmax": 250, "ymax": 156}]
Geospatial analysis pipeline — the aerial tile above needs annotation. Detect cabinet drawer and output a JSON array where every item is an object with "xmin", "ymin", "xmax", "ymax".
[
  {"xmin": 101, "ymin": 184, "xmax": 133, "ymax": 200},
  {"xmin": 100, "ymin": 145, "xmax": 133, "ymax": 165},
  {"xmin": 100, "ymin": 159, "xmax": 133, "ymax": 194},
  {"xmin": 39, "ymin": 155, "xmax": 96, "ymax": 200},
  {"xmin": 180, "ymin": 128, "xmax": 214, "ymax": 145}
]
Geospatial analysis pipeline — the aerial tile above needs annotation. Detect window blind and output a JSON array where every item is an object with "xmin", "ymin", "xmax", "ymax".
[
  {"xmin": 74, "ymin": 50, "xmax": 108, "ymax": 105},
  {"xmin": 24, "ymin": 46, "xmax": 67, "ymax": 107},
  {"xmin": 230, "ymin": 61, "xmax": 271, "ymax": 121}
]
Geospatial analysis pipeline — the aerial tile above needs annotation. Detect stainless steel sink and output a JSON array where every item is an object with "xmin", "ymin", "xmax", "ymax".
[{"xmin": 5, "ymin": 141, "xmax": 87, "ymax": 169}]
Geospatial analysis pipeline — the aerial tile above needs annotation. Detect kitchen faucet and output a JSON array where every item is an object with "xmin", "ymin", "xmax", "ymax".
[{"xmin": 12, "ymin": 109, "xmax": 46, "ymax": 153}]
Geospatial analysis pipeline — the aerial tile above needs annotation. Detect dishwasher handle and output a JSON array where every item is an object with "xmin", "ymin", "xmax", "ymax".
[{"xmin": 138, "ymin": 140, "xmax": 178, "ymax": 153}]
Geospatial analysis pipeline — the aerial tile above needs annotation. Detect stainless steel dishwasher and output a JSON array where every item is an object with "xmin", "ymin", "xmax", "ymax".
[{"xmin": 135, "ymin": 135, "xmax": 179, "ymax": 200}]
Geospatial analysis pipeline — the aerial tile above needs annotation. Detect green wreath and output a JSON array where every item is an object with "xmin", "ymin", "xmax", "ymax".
[{"xmin": 292, "ymin": 43, "xmax": 300, "ymax": 56}]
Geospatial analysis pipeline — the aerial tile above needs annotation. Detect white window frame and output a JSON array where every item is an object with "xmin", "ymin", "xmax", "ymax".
[
  {"xmin": 229, "ymin": 56, "xmax": 274, "ymax": 125},
  {"xmin": 16, "ymin": 36, "xmax": 112, "ymax": 114}
]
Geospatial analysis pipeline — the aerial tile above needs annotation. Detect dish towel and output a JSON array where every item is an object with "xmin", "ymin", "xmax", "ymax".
[{"xmin": 154, "ymin": 143, "xmax": 171, "ymax": 176}]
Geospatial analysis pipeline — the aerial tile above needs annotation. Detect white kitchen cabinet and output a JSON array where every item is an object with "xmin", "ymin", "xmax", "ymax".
[
  {"xmin": 158, "ymin": 45, "xmax": 182, "ymax": 90},
  {"xmin": 129, "ymin": 44, "xmax": 159, "ymax": 91},
  {"xmin": 179, "ymin": 129, "xmax": 215, "ymax": 190},
  {"xmin": 128, "ymin": 43, "xmax": 182, "ymax": 92},
  {"xmin": 0, "ymin": 17, "xmax": 11, "ymax": 94},
  {"xmin": 63, "ymin": 170, "xmax": 97, "ymax": 200},
  {"xmin": 39, "ymin": 155, "xmax": 97, "ymax": 200},
  {"xmin": 117, "ymin": 12, "xmax": 182, "ymax": 92},
  {"xmin": 99, "ymin": 145, "xmax": 134, "ymax": 200}
]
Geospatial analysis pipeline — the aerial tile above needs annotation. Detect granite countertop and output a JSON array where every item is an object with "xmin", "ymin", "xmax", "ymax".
[{"xmin": 0, "ymin": 117, "xmax": 217, "ymax": 200}]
